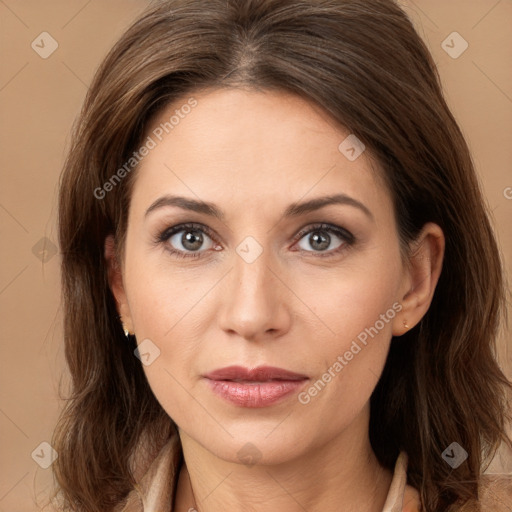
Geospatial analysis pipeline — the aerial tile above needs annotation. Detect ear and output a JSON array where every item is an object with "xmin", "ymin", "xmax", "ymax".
[
  {"xmin": 392, "ymin": 222, "xmax": 445, "ymax": 336},
  {"xmin": 104, "ymin": 234, "xmax": 134, "ymax": 334}
]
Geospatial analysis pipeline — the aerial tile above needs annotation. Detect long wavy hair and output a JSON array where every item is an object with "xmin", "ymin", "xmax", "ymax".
[{"xmin": 51, "ymin": 0, "xmax": 511, "ymax": 510}]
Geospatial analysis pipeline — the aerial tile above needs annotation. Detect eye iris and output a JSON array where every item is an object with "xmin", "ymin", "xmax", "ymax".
[
  {"xmin": 309, "ymin": 231, "xmax": 330, "ymax": 251},
  {"xmin": 182, "ymin": 230, "xmax": 204, "ymax": 251}
]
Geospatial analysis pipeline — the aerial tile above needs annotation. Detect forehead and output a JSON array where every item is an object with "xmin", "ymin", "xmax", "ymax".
[{"xmin": 130, "ymin": 87, "xmax": 391, "ymax": 221}]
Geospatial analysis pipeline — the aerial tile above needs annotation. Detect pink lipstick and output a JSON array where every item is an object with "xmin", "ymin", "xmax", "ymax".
[{"xmin": 203, "ymin": 365, "xmax": 308, "ymax": 408}]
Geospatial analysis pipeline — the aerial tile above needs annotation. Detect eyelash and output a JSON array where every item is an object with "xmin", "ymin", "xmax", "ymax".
[{"xmin": 155, "ymin": 222, "xmax": 356, "ymax": 260}]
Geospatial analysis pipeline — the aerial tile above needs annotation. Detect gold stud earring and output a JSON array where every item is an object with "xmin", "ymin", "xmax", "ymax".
[
  {"xmin": 403, "ymin": 320, "xmax": 409, "ymax": 330},
  {"xmin": 121, "ymin": 319, "xmax": 134, "ymax": 338}
]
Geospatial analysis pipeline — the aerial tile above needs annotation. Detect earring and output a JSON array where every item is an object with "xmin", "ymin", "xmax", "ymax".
[
  {"xmin": 120, "ymin": 319, "xmax": 134, "ymax": 338},
  {"xmin": 403, "ymin": 320, "xmax": 409, "ymax": 330}
]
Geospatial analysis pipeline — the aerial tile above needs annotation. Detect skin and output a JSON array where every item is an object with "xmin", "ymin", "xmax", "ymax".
[{"xmin": 106, "ymin": 87, "xmax": 444, "ymax": 512}]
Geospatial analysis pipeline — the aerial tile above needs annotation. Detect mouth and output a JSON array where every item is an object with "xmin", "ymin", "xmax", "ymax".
[
  {"xmin": 203, "ymin": 365, "xmax": 308, "ymax": 381},
  {"xmin": 203, "ymin": 365, "xmax": 309, "ymax": 407}
]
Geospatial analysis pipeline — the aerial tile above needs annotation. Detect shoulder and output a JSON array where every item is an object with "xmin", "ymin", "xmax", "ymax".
[
  {"xmin": 478, "ymin": 474, "xmax": 512, "ymax": 511},
  {"xmin": 115, "ymin": 434, "xmax": 183, "ymax": 512},
  {"xmin": 400, "ymin": 474, "xmax": 512, "ymax": 512},
  {"xmin": 447, "ymin": 474, "xmax": 512, "ymax": 511}
]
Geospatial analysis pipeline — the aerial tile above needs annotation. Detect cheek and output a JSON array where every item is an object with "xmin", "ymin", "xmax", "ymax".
[
  {"xmin": 299, "ymin": 246, "xmax": 401, "ymax": 347},
  {"xmin": 294, "ymin": 251, "xmax": 402, "ymax": 410},
  {"xmin": 123, "ymin": 251, "xmax": 213, "ymax": 418},
  {"xmin": 124, "ymin": 240, "xmax": 201, "ymax": 338},
  {"xmin": 124, "ymin": 270, "xmax": 201, "ymax": 427}
]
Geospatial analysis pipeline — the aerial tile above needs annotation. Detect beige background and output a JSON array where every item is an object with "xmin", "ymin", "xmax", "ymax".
[{"xmin": 0, "ymin": 1, "xmax": 511, "ymax": 510}]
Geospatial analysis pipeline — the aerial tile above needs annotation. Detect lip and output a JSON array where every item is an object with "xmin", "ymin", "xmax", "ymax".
[
  {"xmin": 204, "ymin": 365, "xmax": 308, "ymax": 381},
  {"xmin": 203, "ymin": 365, "xmax": 309, "ymax": 408}
]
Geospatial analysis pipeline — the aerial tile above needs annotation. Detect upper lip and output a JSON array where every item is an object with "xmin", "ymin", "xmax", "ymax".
[{"xmin": 203, "ymin": 365, "xmax": 308, "ymax": 381}]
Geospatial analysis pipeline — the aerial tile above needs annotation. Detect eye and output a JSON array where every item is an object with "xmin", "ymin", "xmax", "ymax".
[
  {"xmin": 295, "ymin": 223, "xmax": 355, "ymax": 257},
  {"xmin": 157, "ymin": 223, "xmax": 219, "ymax": 259},
  {"xmin": 155, "ymin": 222, "xmax": 355, "ymax": 260}
]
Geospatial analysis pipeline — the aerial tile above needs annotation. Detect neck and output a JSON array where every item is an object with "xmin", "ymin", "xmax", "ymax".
[{"xmin": 174, "ymin": 407, "xmax": 393, "ymax": 512}]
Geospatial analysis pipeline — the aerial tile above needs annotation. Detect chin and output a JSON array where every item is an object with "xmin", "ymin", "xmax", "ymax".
[{"xmin": 194, "ymin": 422, "xmax": 315, "ymax": 466}]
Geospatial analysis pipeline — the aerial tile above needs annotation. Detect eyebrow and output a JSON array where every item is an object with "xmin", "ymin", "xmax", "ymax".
[{"xmin": 144, "ymin": 193, "xmax": 373, "ymax": 221}]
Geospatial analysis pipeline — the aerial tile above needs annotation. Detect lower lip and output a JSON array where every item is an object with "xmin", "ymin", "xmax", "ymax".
[{"xmin": 205, "ymin": 379, "xmax": 308, "ymax": 407}]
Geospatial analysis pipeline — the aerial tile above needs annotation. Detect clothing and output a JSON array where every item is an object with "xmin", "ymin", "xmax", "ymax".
[{"xmin": 117, "ymin": 435, "xmax": 421, "ymax": 512}]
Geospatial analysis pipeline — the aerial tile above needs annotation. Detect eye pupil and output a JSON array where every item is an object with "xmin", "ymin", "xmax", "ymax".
[
  {"xmin": 310, "ymin": 231, "xmax": 330, "ymax": 251},
  {"xmin": 182, "ymin": 230, "xmax": 203, "ymax": 251}
]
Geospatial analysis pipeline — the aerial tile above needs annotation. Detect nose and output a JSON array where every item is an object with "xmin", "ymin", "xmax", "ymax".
[{"xmin": 217, "ymin": 247, "xmax": 292, "ymax": 342}]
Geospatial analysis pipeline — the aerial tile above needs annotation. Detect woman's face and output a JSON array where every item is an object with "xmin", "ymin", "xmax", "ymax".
[{"xmin": 112, "ymin": 87, "xmax": 414, "ymax": 464}]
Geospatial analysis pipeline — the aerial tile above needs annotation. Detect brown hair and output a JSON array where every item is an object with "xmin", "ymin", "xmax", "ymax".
[{"xmin": 51, "ymin": 0, "xmax": 511, "ymax": 510}]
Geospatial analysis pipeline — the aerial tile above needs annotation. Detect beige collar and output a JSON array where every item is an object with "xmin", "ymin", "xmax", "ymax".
[{"xmin": 118, "ymin": 436, "xmax": 419, "ymax": 512}]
